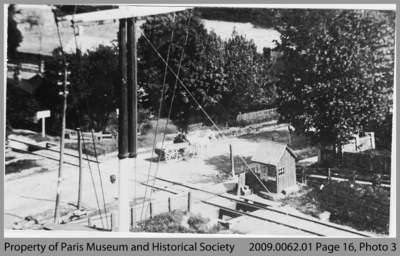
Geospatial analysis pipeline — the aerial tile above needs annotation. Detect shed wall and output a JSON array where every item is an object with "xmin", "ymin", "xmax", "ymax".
[{"xmin": 276, "ymin": 149, "xmax": 296, "ymax": 193}]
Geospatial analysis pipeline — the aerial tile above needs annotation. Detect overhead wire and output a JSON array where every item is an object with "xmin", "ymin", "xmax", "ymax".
[
  {"xmin": 68, "ymin": 5, "xmax": 108, "ymax": 228},
  {"xmin": 80, "ymin": 133, "xmax": 106, "ymax": 228},
  {"xmin": 140, "ymin": 11, "xmax": 193, "ymax": 222},
  {"xmin": 139, "ymin": 12, "xmax": 178, "ymax": 222},
  {"xmin": 90, "ymin": 130, "xmax": 109, "ymax": 228},
  {"xmin": 72, "ymin": 5, "xmax": 110, "ymax": 228}
]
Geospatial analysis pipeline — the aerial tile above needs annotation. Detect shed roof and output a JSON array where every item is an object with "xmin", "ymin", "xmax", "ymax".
[{"xmin": 251, "ymin": 141, "xmax": 296, "ymax": 166}]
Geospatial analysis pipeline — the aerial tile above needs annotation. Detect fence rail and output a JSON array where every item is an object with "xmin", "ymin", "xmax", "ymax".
[{"xmin": 236, "ymin": 108, "xmax": 279, "ymax": 125}]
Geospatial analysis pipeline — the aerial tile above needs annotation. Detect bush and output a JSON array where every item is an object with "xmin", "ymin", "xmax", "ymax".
[
  {"xmin": 134, "ymin": 210, "xmax": 222, "ymax": 233},
  {"xmin": 317, "ymin": 182, "xmax": 390, "ymax": 234},
  {"xmin": 6, "ymin": 84, "xmax": 41, "ymax": 131}
]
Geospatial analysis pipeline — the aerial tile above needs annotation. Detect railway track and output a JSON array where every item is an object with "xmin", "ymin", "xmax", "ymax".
[
  {"xmin": 153, "ymin": 176, "xmax": 371, "ymax": 237},
  {"xmin": 42, "ymin": 175, "xmax": 372, "ymax": 236}
]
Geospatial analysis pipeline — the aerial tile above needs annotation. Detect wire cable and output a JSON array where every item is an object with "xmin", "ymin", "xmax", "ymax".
[
  {"xmin": 139, "ymin": 13, "xmax": 178, "ymax": 222},
  {"xmin": 90, "ymin": 130, "xmax": 109, "ymax": 228},
  {"xmin": 141, "ymin": 12, "xmax": 193, "ymax": 222},
  {"xmin": 81, "ymin": 133, "xmax": 105, "ymax": 228}
]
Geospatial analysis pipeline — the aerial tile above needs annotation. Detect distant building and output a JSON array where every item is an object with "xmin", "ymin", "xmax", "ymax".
[{"xmin": 235, "ymin": 141, "xmax": 297, "ymax": 194}]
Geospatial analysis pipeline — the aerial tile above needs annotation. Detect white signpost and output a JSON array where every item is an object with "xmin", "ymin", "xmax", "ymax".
[{"xmin": 36, "ymin": 110, "xmax": 51, "ymax": 137}]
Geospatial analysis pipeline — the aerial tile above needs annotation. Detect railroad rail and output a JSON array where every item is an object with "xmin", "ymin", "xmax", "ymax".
[
  {"xmin": 8, "ymin": 138, "xmax": 100, "ymax": 164},
  {"xmin": 154, "ymin": 176, "xmax": 371, "ymax": 237},
  {"xmin": 202, "ymin": 200, "xmax": 324, "ymax": 236}
]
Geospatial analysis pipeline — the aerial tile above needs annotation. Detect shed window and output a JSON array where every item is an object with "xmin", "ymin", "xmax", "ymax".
[{"xmin": 278, "ymin": 167, "xmax": 285, "ymax": 175}]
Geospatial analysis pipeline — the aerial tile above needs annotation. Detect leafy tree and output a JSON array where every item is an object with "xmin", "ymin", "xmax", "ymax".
[
  {"xmin": 274, "ymin": 9, "xmax": 395, "ymax": 149},
  {"xmin": 7, "ymin": 84, "xmax": 41, "ymax": 130},
  {"xmin": 7, "ymin": 4, "xmax": 22, "ymax": 60},
  {"xmin": 139, "ymin": 12, "xmax": 275, "ymax": 129},
  {"xmin": 139, "ymin": 12, "xmax": 229, "ymax": 130},
  {"xmin": 36, "ymin": 11, "xmax": 277, "ymax": 133},
  {"xmin": 37, "ymin": 45, "xmax": 120, "ymax": 133},
  {"xmin": 221, "ymin": 32, "xmax": 275, "ymax": 122}
]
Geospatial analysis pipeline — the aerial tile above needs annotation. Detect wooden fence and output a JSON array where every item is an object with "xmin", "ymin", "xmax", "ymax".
[
  {"xmin": 319, "ymin": 149, "xmax": 391, "ymax": 175},
  {"xmin": 236, "ymin": 108, "xmax": 279, "ymax": 126}
]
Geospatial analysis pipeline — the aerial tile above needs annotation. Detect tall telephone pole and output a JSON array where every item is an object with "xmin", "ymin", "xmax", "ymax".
[
  {"xmin": 127, "ymin": 17, "xmax": 138, "ymax": 230},
  {"xmin": 117, "ymin": 17, "xmax": 137, "ymax": 232},
  {"xmin": 54, "ymin": 63, "xmax": 70, "ymax": 224}
]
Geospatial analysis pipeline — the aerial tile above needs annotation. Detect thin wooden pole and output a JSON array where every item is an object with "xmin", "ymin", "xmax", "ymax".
[
  {"xmin": 54, "ymin": 63, "xmax": 69, "ymax": 224},
  {"xmin": 327, "ymin": 168, "xmax": 331, "ymax": 182},
  {"xmin": 230, "ymin": 144, "xmax": 234, "ymax": 177},
  {"xmin": 187, "ymin": 192, "xmax": 191, "ymax": 213},
  {"xmin": 351, "ymin": 171, "xmax": 357, "ymax": 184},
  {"xmin": 149, "ymin": 202, "xmax": 153, "ymax": 219},
  {"xmin": 111, "ymin": 213, "xmax": 114, "ymax": 231},
  {"xmin": 41, "ymin": 117, "xmax": 46, "ymax": 137},
  {"xmin": 77, "ymin": 128, "xmax": 83, "ymax": 209},
  {"xmin": 168, "ymin": 197, "xmax": 171, "ymax": 212},
  {"xmin": 130, "ymin": 208, "xmax": 134, "ymax": 229}
]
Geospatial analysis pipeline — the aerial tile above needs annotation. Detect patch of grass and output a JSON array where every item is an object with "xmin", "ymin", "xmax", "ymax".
[
  {"xmin": 6, "ymin": 159, "xmax": 39, "ymax": 174},
  {"xmin": 282, "ymin": 182, "xmax": 390, "ymax": 234},
  {"xmin": 134, "ymin": 210, "xmax": 224, "ymax": 233},
  {"xmin": 281, "ymin": 185, "xmax": 323, "ymax": 218},
  {"xmin": 318, "ymin": 182, "xmax": 389, "ymax": 234}
]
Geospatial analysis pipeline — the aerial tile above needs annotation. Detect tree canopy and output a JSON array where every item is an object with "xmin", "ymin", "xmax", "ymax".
[
  {"xmin": 274, "ymin": 9, "xmax": 395, "ymax": 147},
  {"xmin": 37, "ymin": 11, "xmax": 274, "ymax": 133},
  {"xmin": 139, "ymin": 11, "xmax": 274, "ymax": 129},
  {"xmin": 7, "ymin": 4, "xmax": 23, "ymax": 60}
]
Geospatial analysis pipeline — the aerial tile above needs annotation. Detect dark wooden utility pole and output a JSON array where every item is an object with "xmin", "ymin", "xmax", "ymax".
[
  {"xmin": 118, "ymin": 17, "xmax": 138, "ymax": 232},
  {"xmin": 127, "ymin": 17, "xmax": 137, "ymax": 158},
  {"xmin": 127, "ymin": 17, "xmax": 138, "ymax": 230},
  {"xmin": 54, "ymin": 63, "xmax": 69, "ymax": 223},
  {"xmin": 118, "ymin": 19, "xmax": 129, "ymax": 160},
  {"xmin": 117, "ymin": 18, "xmax": 130, "ymax": 232}
]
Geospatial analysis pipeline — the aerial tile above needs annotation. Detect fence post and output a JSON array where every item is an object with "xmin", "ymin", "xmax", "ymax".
[
  {"xmin": 187, "ymin": 192, "xmax": 191, "ymax": 213},
  {"xmin": 149, "ymin": 202, "xmax": 153, "ymax": 219},
  {"xmin": 301, "ymin": 167, "xmax": 306, "ymax": 184},
  {"xmin": 351, "ymin": 171, "xmax": 357, "ymax": 184},
  {"xmin": 168, "ymin": 197, "xmax": 171, "ymax": 212},
  {"xmin": 327, "ymin": 168, "xmax": 331, "ymax": 182},
  {"xmin": 130, "ymin": 208, "xmax": 133, "ymax": 229},
  {"xmin": 110, "ymin": 213, "xmax": 113, "ymax": 231},
  {"xmin": 230, "ymin": 144, "xmax": 235, "ymax": 177}
]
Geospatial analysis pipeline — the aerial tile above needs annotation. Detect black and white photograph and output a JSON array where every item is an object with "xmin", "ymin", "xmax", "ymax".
[{"xmin": 4, "ymin": 4, "xmax": 396, "ymax": 237}]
